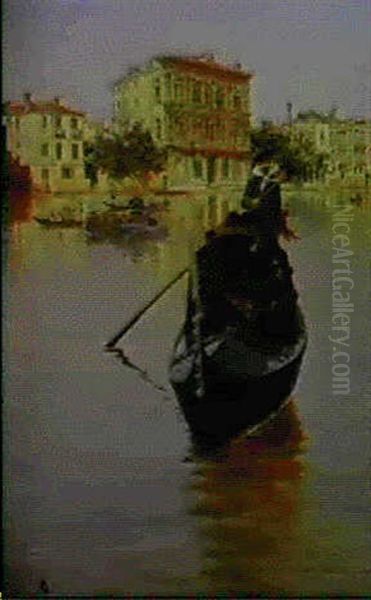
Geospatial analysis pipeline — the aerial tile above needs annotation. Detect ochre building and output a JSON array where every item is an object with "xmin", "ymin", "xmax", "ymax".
[{"xmin": 113, "ymin": 55, "xmax": 254, "ymax": 190}]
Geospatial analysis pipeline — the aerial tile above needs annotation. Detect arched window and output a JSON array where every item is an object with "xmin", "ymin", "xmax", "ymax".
[
  {"xmin": 233, "ymin": 92, "xmax": 241, "ymax": 109},
  {"xmin": 223, "ymin": 158, "xmax": 230, "ymax": 178},
  {"xmin": 193, "ymin": 81, "xmax": 202, "ymax": 103},
  {"xmin": 165, "ymin": 73, "xmax": 172, "ymax": 98},
  {"xmin": 154, "ymin": 78, "xmax": 161, "ymax": 102},
  {"xmin": 56, "ymin": 142, "xmax": 62, "ymax": 160},
  {"xmin": 215, "ymin": 86, "xmax": 224, "ymax": 108},
  {"xmin": 174, "ymin": 79, "xmax": 184, "ymax": 102},
  {"xmin": 156, "ymin": 118, "xmax": 162, "ymax": 140},
  {"xmin": 204, "ymin": 84, "xmax": 212, "ymax": 105},
  {"xmin": 193, "ymin": 157, "xmax": 203, "ymax": 178}
]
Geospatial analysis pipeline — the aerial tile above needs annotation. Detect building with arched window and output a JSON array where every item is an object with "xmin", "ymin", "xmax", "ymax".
[{"xmin": 113, "ymin": 54, "xmax": 253, "ymax": 190}]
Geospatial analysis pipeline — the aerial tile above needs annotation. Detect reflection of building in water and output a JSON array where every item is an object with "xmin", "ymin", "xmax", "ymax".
[
  {"xmin": 205, "ymin": 190, "xmax": 243, "ymax": 229},
  {"xmin": 4, "ymin": 94, "xmax": 99, "ymax": 193},
  {"xmin": 189, "ymin": 401, "xmax": 308, "ymax": 595},
  {"xmin": 8, "ymin": 218, "xmax": 89, "ymax": 273},
  {"xmin": 113, "ymin": 55, "xmax": 253, "ymax": 190},
  {"xmin": 7, "ymin": 190, "xmax": 36, "ymax": 223}
]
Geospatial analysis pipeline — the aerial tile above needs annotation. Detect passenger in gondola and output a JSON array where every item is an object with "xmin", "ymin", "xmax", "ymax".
[
  {"xmin": 197, "ymin": 209, "xmax": 296, "ymax": 335},
  {"xmin": 197, "ymin": 208, "xmax": 300, "ymax": 342}
]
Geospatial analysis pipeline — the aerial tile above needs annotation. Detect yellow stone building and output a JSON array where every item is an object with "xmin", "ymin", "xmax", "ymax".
[
  {"xmin": 5, "ymin": 94, "xmax": 95, "ymax": 192},
  {"xmin": 290, "ymin": 111, "xmax": 371, "ymax": 185},
  {"xmin": 327, "ymin": 119, "xmax": 371, "ymax": 184},
  {"xmin": 113, "ymin": 55, "xmax": 253, "ymax": 190}
]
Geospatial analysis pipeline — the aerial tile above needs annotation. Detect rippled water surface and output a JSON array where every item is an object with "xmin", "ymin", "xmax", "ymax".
[{"xmin": 4, "ymin": 188, "xmax": 371, "ymax": 596}]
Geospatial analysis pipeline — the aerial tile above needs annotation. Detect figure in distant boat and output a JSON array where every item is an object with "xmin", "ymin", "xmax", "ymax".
[{"xmin": 350, "ymin": 193, "xmax": 363, "ymax": 206}]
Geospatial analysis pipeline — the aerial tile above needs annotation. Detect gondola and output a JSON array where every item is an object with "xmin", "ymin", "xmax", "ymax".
[
  {"xmin": 120, "ymin": 218, "xmax": 167, "ymax": 237},
  {"xmin": 169, "ymin": 214, "xmax": 307, "ymax": 448},
  {"xmin": 34, "ymin": 215, "xmax": 81, "ymax": 227}
]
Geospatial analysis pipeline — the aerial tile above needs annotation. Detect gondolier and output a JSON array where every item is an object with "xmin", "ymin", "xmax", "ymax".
[{"xmin": 242, "ymin": 159, "xmax": 299, "ymax": 242}]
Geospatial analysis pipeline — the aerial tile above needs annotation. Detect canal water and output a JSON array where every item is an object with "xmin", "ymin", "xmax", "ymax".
[{"xmin": 3, "ymin": 188, "xmax": 371, "ymax": 596}]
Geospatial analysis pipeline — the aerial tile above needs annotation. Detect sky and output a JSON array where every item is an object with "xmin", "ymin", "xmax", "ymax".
[{"xmin": 3, "ymin": 0, "xmax": 371, "ymax": 123}]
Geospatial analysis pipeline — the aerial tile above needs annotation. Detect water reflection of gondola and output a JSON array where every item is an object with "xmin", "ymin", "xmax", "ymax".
[{"xmin": 189, "ymin": 400, "xmax": 307, "ymax": 596}]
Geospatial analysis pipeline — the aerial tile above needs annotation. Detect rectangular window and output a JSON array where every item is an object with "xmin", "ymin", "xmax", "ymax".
[
  {"xmin": 204, "ymin": 85, "xmax": 212, "ymax": 105},
  {"xmin": 215, "ymin": 86, "xmax": 225, "ymax": 108},
  {"xmin": 61, "ymin": 167, "xmax": 74, "ymax": 179},
  {"xmin": 42, "ymin": 168, "xmax": 49, "ymax": 181},
  {"xmin": 71, "ymin": 143, "xmax": 79, "ymax": 159},
  {"xmin": 223, "ymin": 158, "xmax": 230, "ymax": 178},
  {"xmin": 56, "ymin": 143, "xmax": 63, "ymax": 160},
  {"xmin": 42, "ymin": 116, "xmax": 48, "ymax": 128},
  {"xmin": 193, "ymin": 82, "xmax": 202, "ymax": 104},
  {"xmin": 70, "ymin": 117, "xmax": 78, "ymax": 129},
  {"xmin": 15, "ymin": 117, "xmax": 20, "ymax": 129},
  {"xmin": 232, "ymin": 160, "xmax": 242, "ymax": 179},
  {"xmin": 233, "ymin": 93, "xmax": 241, "ymax": 109},
  {"xmin": 154, "ymin": 79, "xmax": 161, "ymax": 102},
  {"xmin": 174, "ymin": 80, "xmax": 183, "ymax": 102},
  {"xmin": 156, "ymin": 118, "xmax": 162, "ymax": 140},
  {"xmin": 55, "ymin": 116, "xmax": 62, "ymax": 128},
  {"xmin": 41, "ymin": 143, "xmax": 49, "ymax": 157},
  {"xmin": 165, "ymin": 73, "xmax": 172, "ymax": 98},
  {"xmin": 193, "ymin": 157, "xmax": 203, "ymax": 179}
]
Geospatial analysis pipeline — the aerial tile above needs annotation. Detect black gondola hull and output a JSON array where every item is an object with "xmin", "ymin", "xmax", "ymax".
[
  {"xmin": 169, "ymin": 310, "xmax": 307, "ymax": 447},
  {"xmin": 169, "ymin": 227, "xmax": 308, "ymax": 448},
  {"xmin": 171, "ymin": 345, "xmax": 306, "ymax": 447}
]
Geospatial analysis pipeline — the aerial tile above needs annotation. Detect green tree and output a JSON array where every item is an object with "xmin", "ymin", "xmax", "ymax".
[
  {"xmin": 250, "ymin": 125, "xmax": 328, "ymax": 182},
  {"xmin": 84, "ymin": 123, "xmax": 167, "ymax": 186}
]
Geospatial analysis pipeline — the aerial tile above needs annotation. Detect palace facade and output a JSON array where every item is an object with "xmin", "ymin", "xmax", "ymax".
[{"xmin": 113, "ymin": 55, "xmax": 254, "ymax": 190}]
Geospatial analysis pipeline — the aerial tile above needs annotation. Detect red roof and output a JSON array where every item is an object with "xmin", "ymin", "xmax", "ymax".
[
  {"xmin": 159, "ymin": 56, "xmax": 253, "ymax": 84},
  {"xmin": 7, "ymin": 100, "xmax": 85, "ymax": 117}
]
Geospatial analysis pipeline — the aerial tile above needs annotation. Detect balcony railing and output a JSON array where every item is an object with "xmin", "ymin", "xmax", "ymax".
[{"xmin": 55, "ymin": 129, "xmax": 66, "ymax": 139}]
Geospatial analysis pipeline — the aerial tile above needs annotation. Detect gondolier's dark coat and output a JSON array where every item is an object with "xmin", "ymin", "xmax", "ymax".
[
  {"xmin": 243, "ymin": 173, "xmax": 283, "ymax": 234},
  {"xmin": 196, "ymin": 231, "xmax": 299, "ymax": 341}
]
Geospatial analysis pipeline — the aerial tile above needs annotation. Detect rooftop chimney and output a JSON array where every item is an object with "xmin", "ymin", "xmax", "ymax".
[
  {"xmin": 198, "ymin": 52, "xmax": 215, "ymax": 62},
  {"xmin": 286, "ymin": 101, "xmax": 293, "ymax": 126}
]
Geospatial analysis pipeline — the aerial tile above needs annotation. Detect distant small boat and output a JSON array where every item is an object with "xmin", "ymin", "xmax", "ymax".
[
  {"xmin": 103, "ymin": 203, "xmax": 128, "ymax": 212},
  {"xmin": 103, "ymin": 196, "xmax": 145, "ymax": 212},
  {"xmin": 85, "ymin": 211, "xmax": 167, "ymax": 241},
  {"xmin": 34, "ymin": 216, "xmax": 81, "ymax": 227},
  {"xmin": 120, "ymin": 218, "xmax": 167, "ymax": 237}
]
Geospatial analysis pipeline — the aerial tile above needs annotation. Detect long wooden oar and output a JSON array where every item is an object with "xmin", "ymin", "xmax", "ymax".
[
  {"xmin": 108, "ymin": 345, "xmax": 173, "ymax": 398},
  {"xmin": 105, "ymin": 266, "xmax": 189, "ymax": 349}
]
